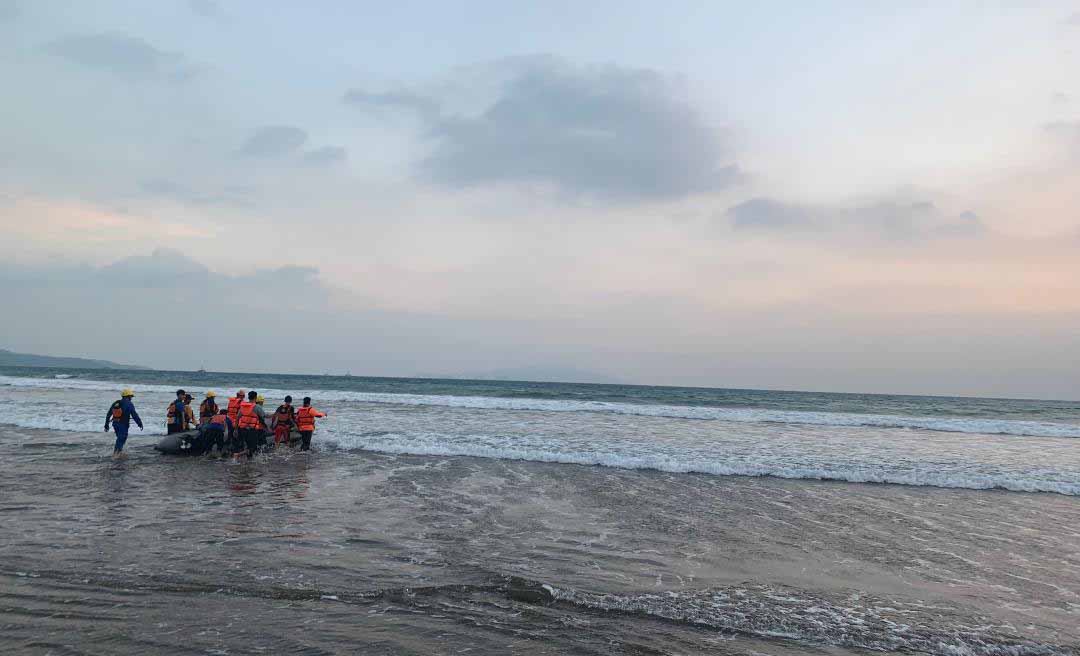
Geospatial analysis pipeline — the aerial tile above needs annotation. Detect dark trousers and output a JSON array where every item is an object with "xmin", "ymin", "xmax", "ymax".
[
  {"xmin": 231, "ymin": 429, "xmax": 249, "ymax": 455},
  {"xmin": 240, "ymin": 428, "xmax": 265, "ymax": 456},
  {"xmin": 204, "ymin": 428, "xmax": 225, "ymax": 453},
  {"xmin": 167, "ymin": 423, "xmax": 184, "ymax": 435},
  {"xmin": 112, "ymin": 423, "xmax": 129, "ymax": 452},
  {"xmin": 299, "ymin": 430, "xmax": 313, "ymax": 451}
]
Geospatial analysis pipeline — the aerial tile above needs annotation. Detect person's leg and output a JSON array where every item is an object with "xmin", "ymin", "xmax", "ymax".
[
  {"xmin": 113, "ymin": 423, "xmax": 129, "ymax": 453},
  {"xmin": 300, "ymin": 430, "xmax": 312, "ymax": 451},
  {"xmin": 232, "ymin": 429, "xmax": 248, "ymax": 460}
]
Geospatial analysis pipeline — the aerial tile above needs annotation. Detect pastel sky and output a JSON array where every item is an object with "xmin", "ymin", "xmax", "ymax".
[{"xmin": 2, "ymin": 0, "xmax": 1080, "ymax": 398}]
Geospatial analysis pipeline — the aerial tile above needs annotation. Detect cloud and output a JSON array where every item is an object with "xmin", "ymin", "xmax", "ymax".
[
  {"xmin": 343, "ymin": 90, "xmax": 441, "ymax": 121},
  {"xmin": 237, "ymin": 125, "xmax": 308, "ymax": 158},
  {"xmin": 347, "ymin": 58, "xmax": 738, "ymax": 201},
  {"xmin": 98, "ymin": 248, "xmax": 210, "ymax": 287},
  {"xmin": 46, "ymin": 33, "xmax": 201, "ymax": 81},
  {"xmin": 727, "ymin": 197, "xmax": 984, "ymax": 240},
  {"xmin": 188, "ymin": 0, "xmax": 221, "ymax": 19},
  {"xmin": 728, "ymin": 198, "xmax": 822, "ymax": 231},
  {"xmin": 0, "ymin": 0, "xmax": 19, "ymax": 23},
  {"xmin": 139, "ymin": 179, "xmax": 255, "ymax": 207},
  {"xmin": 301, "ymin": 146, "xmax": 348, "ymax": 167}
]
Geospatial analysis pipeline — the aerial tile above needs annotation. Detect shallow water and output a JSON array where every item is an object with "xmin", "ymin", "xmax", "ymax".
[
  {"xmin": 3, "ymin": 372, "xmax": 1080, "ymax": 495},
  {"xmin": 2, "ymin": 426, "xmax": 1078, "ymax": 655}
]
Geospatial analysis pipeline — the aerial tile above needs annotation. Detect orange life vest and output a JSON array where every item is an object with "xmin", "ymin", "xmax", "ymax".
[
  {"xmin": 227, "ymin": 396, "xmax": 242, "ymax": 422},
  {"xmin": 166, "ymin": 401, "xmax": 177, "ymax": 419},
  {"xmin": 274, "ymin": 405, "xmax": 293, "ymax": 426},
  {"xmin": 207, "ymin": 413, "xmax": 228, "ymax": 431},
  {"xmin": 237, "ymin": 401, "xmax": 261, "ymax": 430},
  {"xmin": 296, "ymin": 406, "xmax": 323, "ymax": 431},
  {"xmin": 111, "ymin": 401, "xmax": 125, "ymax": 421}
]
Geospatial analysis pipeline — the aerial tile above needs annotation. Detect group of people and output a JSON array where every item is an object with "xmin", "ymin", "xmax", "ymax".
[{"xmin": 104, "ymin": 388, "xmax": 327, "ymax": 460}]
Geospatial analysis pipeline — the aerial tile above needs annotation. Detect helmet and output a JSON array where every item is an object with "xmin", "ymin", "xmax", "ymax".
[
  {"xmin": 206, "ymin": 391, "xmax": 217, "ymax": 398},
  {"xmin": 121, "ymin": 388, "xmax": 135, "ymax": 398},
  {"xmin": 256, "ymin": 395, "xmax": 265, "ymax": 404}
]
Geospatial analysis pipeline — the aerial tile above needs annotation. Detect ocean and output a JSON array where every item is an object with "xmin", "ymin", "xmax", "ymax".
[{"xmin": 1, "ymin": 366, "xmax": 1078, "ymax": 654}]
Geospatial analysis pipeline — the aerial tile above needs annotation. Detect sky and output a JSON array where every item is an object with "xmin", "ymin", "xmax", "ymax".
[{"xmin": 2, "ymin": 0, "xmax": 1080, "ymax": 398}]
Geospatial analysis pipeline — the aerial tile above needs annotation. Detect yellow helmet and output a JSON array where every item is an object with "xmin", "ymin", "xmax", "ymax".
[
  {"xmin": 121, "ymin": 388, "xmax": 135, "ymax": 397},
  {"xmin": 256, "ymin": 395, "xmax": 265, "ymax": 404},
  {"xmin": 206, "ymin": 391, "xmax": 217, "ymax": 398}
]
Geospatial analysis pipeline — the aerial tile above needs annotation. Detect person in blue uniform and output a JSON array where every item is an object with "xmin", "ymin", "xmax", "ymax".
[{"xmin": 104, "ymin": 389, "xmax": 144, "ymax": 457}]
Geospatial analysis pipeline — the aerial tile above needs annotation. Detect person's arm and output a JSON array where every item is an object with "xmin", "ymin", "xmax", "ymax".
[
  {"xmin": 314, "ymin": 408, "xmax": 327, "ymax": 418},
  {"xmin": 125, "ymin": 399, "xmax": 143, "ymax": 432},
  {"xmin": 105, "ymin": 404, "xmax": 113, "ymax": 431}
]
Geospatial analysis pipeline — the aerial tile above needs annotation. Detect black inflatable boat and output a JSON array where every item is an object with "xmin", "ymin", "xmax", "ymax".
[{"xmin": 155, "ymin": 428, "xmax": 300, "ymax": 455}]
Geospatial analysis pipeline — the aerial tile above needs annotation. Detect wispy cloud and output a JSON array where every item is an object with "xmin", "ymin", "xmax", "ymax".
[{"xmin": 46, "ymin": 33, "xmax": 202, "ymax": 81}]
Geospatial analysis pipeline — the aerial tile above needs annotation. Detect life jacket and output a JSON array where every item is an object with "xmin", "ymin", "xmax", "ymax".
[
  {"xmin": 166, "ymin": 400, "xmax": 181, "ymax": 423},
  {"xmin": 296, "ymin": 406, "xmax": 321, "ymax": 431},
  {"xmin": 111, "ymin": 400, "xmax": 125, "ymax": 421},
  {"xmin": 237, "ymin": 401, "xmax": 261, "ymax": 429},
  {"xmin": 206, "ymin": 413, "xmax": 228, "ymax": 431},
  {"xmin": 227, "ymin": 396, "xmax": 242, "ymax": 422},
  {"xmin": 200, "ymin": 399, "xmax": 218, "ymax": 418},
  {"xmin": 274, "ymin": 405, "xmax": 293, "ymax": 426}
]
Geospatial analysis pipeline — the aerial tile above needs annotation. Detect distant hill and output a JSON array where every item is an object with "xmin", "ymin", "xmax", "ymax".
[{"xmin": 0, "ymin": 349, "xmax": 148, "ymax": 370}]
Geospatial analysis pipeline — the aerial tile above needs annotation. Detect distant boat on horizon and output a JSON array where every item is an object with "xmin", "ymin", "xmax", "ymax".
[{"xmin": 196, "ymin": 366, "xmax": 207, "ymax": 373}]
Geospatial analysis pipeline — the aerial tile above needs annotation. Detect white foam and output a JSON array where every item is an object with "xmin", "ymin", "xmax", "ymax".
[
  {"xmin": 1, "ymin": 375, "xmax": 1077, "ymax": 438},
  {"xmin": 326, "ymin": 431, "xmax": 1080, "ymax": 496}
]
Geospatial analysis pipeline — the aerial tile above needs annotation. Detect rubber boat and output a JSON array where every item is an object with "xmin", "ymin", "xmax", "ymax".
[{"xmin": 155, "ymin": 428, "xmax": 300, "ymax": 455}]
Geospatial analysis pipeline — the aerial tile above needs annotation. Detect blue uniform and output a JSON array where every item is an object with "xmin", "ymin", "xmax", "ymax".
[{"xmin": 105, "ymin": 398, "xmax": 143, "ymax": 452}]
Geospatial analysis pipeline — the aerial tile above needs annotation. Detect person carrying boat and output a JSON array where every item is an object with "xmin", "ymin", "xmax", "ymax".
[
  {"xmin": 255, "ymin": 395, "xmax": 269, "ymax": 451},
  {"xmin": 235, "ymin": 390, "xmax": 268, "ymax": 460},
  {"xmin": 105, "ymin": 389, "xmax": 144, "ymax": 457},
  {"xmin": 226, "ymin": 390, "xmax": 245, "ymax": 442},
  {"xmin": 201, "ymin": 407, "xmax": 232, "ymax": 455},
  {"xmin": 166, "ymin": 389, "xmax": 187, "ymax": 435},
  {"xmin": 271, "ymin": 395, "xmax": 297, "ymax": 447},
  {"xmin": 199, "ymin": 391, "xmax": 219, "ymax": 426},
  {"xmin": 295, "ymin": 397, "xmax": 327, "ymax": 451},
  {"xmin": 183, "ymin": 394, "xmax": 197, "ymax": 430}
]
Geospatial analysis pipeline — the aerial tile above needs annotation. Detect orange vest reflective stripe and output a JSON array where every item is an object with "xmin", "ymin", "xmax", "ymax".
[
  {"xmin": 296, "ymin": 406, "xmax": 321, "ymax": 431},
  {"xmin": 237, "ymin": 401, "xmax": 261, "ymax": 429}
]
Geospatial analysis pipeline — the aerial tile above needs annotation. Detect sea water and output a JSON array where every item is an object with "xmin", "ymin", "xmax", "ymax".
[{"xmin": 1, "ymin": 366, "xmax": 1078, "ymax": 654}]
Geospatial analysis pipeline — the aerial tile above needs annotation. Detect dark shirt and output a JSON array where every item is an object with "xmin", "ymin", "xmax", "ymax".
[
  {"xmin": 170, "ymin": 399, "xmax": 186, "ymax": 425},
  {"xmin": 106, "ymin": 398, "xmax": 143, "ymax": 429}
]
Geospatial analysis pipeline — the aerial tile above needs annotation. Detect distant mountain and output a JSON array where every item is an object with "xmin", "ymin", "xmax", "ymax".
[{"xmin": 0, "ymin": 349, "xmax": 148, "ymax": 370}]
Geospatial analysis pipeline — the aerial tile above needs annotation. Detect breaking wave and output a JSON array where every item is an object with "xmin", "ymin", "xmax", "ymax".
[
  {"xmin": 1, "ymin": 374, "xmax": 1078, "ymax": 438},
  {"xmin": 325, "ymin": 430, "xmax": 1080, "ymax": 496}
]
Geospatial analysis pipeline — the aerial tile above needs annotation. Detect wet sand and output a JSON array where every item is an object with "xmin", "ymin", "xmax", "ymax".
[{"xmin": 1, "ymin": 426, "xmax": 1078, "ymax": 655}]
